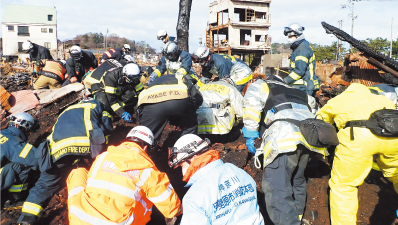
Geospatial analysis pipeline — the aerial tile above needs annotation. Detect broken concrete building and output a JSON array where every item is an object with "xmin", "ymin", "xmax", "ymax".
[{"xmin": 206, "ymin": 0, "xmax": 271, "ymax": 65}]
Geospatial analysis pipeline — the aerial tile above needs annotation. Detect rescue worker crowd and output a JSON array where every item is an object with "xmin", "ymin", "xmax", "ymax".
[{"xmin": 2, "ymin": 23, "xmax": 398, "ymax": 225}]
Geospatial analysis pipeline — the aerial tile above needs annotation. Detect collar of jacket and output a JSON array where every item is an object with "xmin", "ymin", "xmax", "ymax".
[
  {"xmin": 7, "ymin": 126, "xmax": 27, "ymax": 141},
  {"xmin": 344, "ymin": 83, "xmax": 370, "ymax": 94},
  {"xmin": 107, "ymin": 141, "xmax": 156, "ymax": 171},
  {"xmin": 185, "ymin": 157, "xmax": 223, "ymax": 187},
  {"xmin": 290, "ymin": 39, "xmax": 305, "ymax": 50}
]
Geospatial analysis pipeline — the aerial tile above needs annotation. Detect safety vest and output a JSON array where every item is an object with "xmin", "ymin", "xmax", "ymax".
[
  {"xmin": 41, "ymin": 61, "xmax": 66, "ymax": 81},
  {"xmin": 68, "ymin": 142, "xmax": 181, "ymax": 225},
  {"xmin": 137, "ymin": 75, "xmax": 189, "ymax": 107}
]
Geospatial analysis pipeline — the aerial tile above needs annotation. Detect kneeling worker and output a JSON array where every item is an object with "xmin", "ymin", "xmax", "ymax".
[
  {"xmin": 67, "ymin": 126, "xmax": 182, "ymax": 225},
  {"xmin": 168, "ymin": 134, "xmax": 264, "ymax": 224},
  {"xmin": 32, "ymin": 60, "xmax": 67, "ymax": 90}
]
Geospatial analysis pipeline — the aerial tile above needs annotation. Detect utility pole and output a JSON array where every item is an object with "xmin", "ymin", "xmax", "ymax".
[
  {"xmin": 337, "ymin": 20, "xmax": 343, "ymax": 61},
  {"xmin": 105, "ymin": 28, "xmax": 109, "ymax": 50},
  {"xmin": 390, "ymin": 17, "xmax": 393, "ymax": 58},
  {"xmin": 342, "ymin": 0, "xmax": 359, "ymax": 52}
]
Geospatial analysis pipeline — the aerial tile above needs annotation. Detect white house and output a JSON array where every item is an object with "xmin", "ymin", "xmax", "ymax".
[{"xmin": 1, "ymin": 5, "xmax": 57, "ymax": 60}]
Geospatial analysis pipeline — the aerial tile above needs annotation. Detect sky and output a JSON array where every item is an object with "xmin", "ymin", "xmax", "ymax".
[{"xmin": 1, "ymin": 0, "xmax": 397, "ymax": 53}]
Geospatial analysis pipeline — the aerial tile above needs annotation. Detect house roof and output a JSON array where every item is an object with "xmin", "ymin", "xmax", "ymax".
[{"xmin": 2, "ymin": 5, "xmax": 57, "ymax": 24}]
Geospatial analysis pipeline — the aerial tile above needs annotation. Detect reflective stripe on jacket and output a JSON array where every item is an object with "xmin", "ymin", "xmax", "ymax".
[
  {"xmin": 68, "ymin": 141, "xmax": 181, "ymax": 225},
  {"xmin": 83, "ymin": 59, "xmax": 123, "ymax": 88},
  {"xmin": 197, "ymin": 81, "xmax": 243, "ymax": 134},
  {"xmin": 181, "ymin": 159, "xmax": 264, "ymax": 225},
  {"xmin": 41, "ymin": 61, "xmax": 66, "ymax": 81},
  {"xmin": 101, "ymin": 48, "xmax": 123, "ymax": 62},
  {"xmin": 285, "ymin": 39, "xmax": 320, "ymax": 93},
  {"xmin": 48, "ymin": 100, "xmax": 113, "ymax": 162},
  {"xmin": 137, "ymin": 75, "xmax": 189, "ymax": 107},
  {"xmin": 243, "ymin": 79, "xmax": 326, "ymax": 168}
]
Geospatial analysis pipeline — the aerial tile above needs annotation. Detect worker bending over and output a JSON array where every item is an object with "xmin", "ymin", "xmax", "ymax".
[
  {"xmin": 168, "ymin": 134, "xmax": 264, "ymax": 224},
  {"xmin": 67, "ymin": 126, "xmax": 182, "ymax": 225},
  {"xmin": 192, "ymin": 46, "xmax": 252, "ymax": 92}
]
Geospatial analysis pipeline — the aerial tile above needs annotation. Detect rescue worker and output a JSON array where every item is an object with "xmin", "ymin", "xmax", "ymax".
[
  {"xmin": 92, "ymin": 63, "xmax": 143, "ymax": 122},
  {"xmin": 192, "ymin": 46, "xmax": 252, "ymax": 93},
  {"xmin": 65, "ymin": 45, "xmax": 98, "ymax": 83},
  {"xmin": 138, "ymin": 74, "xmax": 202, "ymax": 141},
  {"xmin": 157, "ymin": 30, "xmax": 176, "ymax": 44},
  {"xmin": 283, "ymin": 23, "xmax": 320, "ymax": 95},
  {"xmin": 100, "ymin": 44, "xmax": 132, "ymax": 64},
  {"xmin": 32, "ymin": 60, "xmax": 67, "ymax": 90},
  {"xmin": 1, "ymin": 113, "xmax": 38, "ymax": 206},
  {"xmin": 196, "ymin": 78, "xmax": 243, "ymax": 135},
  {"xmin": 369, "ymin": 84, "xmax": 398, "ymax": 108},
  {"xmin": 242, "ymin": 75, "xmax": 325, "ymax": 225},
  {"xmin": 147, "ymin": 42, "xmax": 202, "ymax": 87},
  {"xmin": 316, "ymin": 83, "xmax": 398, "ymax": 225},
  {"xmin": 168, "ymin": 134, "xmax": 264, "ymax": 224},
  {"xmin": 82, "ymin": 59, "xmax": 123, "ymax": 90},
  {"xmin": 67, "ymin": 126, "xmax": 182, "ymax": 225},
  {"xmin": 22, "ymin": 41, "xmax": 53, "ymax": 75},
  {"xmin": 17, "ymin": 99, "xmax": 113, "ymax": 225}
]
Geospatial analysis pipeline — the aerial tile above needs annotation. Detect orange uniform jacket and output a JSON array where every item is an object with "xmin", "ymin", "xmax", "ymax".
[{"xmin": 67, "ymin": 141, "xmax": 181, "ymax": 225}]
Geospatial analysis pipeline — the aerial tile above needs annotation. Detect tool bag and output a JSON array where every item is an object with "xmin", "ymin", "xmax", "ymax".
[
  {"xmin": 268, "ymin": 116, "xmax": 339, "ymax": 147},
  {"xmin": 344, "ymin": 109, "xmax": 398, "ymax": 140}
]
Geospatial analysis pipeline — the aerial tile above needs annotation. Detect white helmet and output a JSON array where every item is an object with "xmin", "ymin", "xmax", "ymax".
[
  {"xmin": 168, "ymin": 134, "xmax": 211, "ymax": 168},
  {"xmin": 9, "ymin": 112, "xmax": 35, "ymax": 131},
  {"xmin": 157, "ymin": 30, "xmax": 167, "ymax": 40},
  {"xmin": 192, "ymin": 47, "xmax": 210, "ymax": 63},
  {"xmin": 123, "ymin": 44, "xmax": 131, "ymax": 54},
  {"xmin": 126, "ymin": 126, "xmax": 154, "ymax": 146},
  {"xmin": 163, "ymin": 42, "xmax": 179, "ymax": 61},
  {"xmin": 22, "ymin": 41, "xmax": 34, "ymax": 53},
  {"xmin": 284, "ymin": 23, "xmax": 305, "ymax": 37},
  {"xmin": 122, "ymin": 63, "xmax": 141, "ymax": 83},
  {"xmin": 69, "ymin": 45, "xmax": 82, "ymax": 61},
  {"xmin": 123, "ymin": 54, "xmax": 135, "ymax": 63}
]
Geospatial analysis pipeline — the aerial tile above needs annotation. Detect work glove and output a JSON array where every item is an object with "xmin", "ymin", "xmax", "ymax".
[
  {"xmin": 121, "ymin": 112, "xmax": 132, "ymax": 123},
  {"xmin": 242, "ymin": 127, "xmax": 259, "ymax": 154},
  {"xmin": 147, "ymin": 71, "xmax": 158, "ymax": 85}
]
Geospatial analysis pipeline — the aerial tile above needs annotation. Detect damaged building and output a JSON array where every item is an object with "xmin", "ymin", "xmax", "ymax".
[{"xmin": 206, "ymin": 0, "xmax": 271, "ymax": 66}]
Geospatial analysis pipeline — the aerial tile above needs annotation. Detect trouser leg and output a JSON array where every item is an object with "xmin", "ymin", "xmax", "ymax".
[
  {"xmin": 377, "ymin": 137, "xmax": 398, "ymax": 193},
  {"xmin": 329, "ymin": 128, "xmax": 374, "ymax": 225},
  {"xmin": 172, "ymin": 98, "xmax": 198, "ymax": 137},
  {"xmin": 1, "ymin": 163, "xmax": 27, "ymax": 191},
  {"xmin": 292, "ymin": 146, "xmax": 311, "ymax": 216},
  {"xmin": 33, "ymin": 76, "xmax": 50, "ymax": 90},
  {"xmin": 262, "ymin": 152, "xmax": 301, "ymax": 225},
  {"xmin": 138, "ymin": 103, "xmax": 169, "ymax": 140},
  {"xmin": 48, "ymin": 77, "xmax": 62, "ymax": 89}
]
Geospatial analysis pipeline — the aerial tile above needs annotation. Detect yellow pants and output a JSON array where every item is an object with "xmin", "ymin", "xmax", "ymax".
[
  {"xmin": 33, "ymin": 76, "xmax": 62, "ymax": 90},
  {"xmin": 330, "ymin": 127, "xmax": 398, "ymax": 225}
]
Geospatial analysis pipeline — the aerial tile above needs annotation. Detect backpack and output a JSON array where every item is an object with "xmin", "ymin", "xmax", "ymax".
[
  {"xmin": 345, "ymin": 109, "xmax": 398, "ymax": 140},
  {"xmin": 268, "ymin": 116, "xmax": 339, "ymax": 148}
]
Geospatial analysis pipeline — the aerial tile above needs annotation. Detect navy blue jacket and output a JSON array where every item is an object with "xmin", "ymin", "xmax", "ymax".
[
  {"xmin": 284, "ymin": 39, "xmax": 320, "ymax": 94},
  {"xmin": 29, "ymin": 43, "xmax": 53, "ymax": 62},
  {"xmin": 202, "ymin": 54, "xmax": 235, "ymax": 79},
  {"xmin": 156, "ymin": 50, "xmax": 192, "ymax": 75},
  {"xmin": 66, "ymin": 50, "xmax": 98, "ymax": 81},
  {"xmin": 0, "ymin": 126, "xmax": 38, "ymax": 168},
  {"xmin": 100, "ymin": 48, "xmax": 124, "ymax": 62}
]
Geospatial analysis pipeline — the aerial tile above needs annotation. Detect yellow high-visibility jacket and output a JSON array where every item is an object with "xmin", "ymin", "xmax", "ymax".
[{"xmin": 68, "ymin": 141, "xmax": 181, "ymax": 225}]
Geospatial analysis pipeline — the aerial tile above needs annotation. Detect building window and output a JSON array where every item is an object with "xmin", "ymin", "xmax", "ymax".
[
  {"xmin": 48, "ymin": 15, "xmax": 53, "ymax": 21},
  {"xmin": 41, "ymin": 28, "xmax": 48, "ymax": 33},
  {"xmin": 8, "ymin": 25, "xmax": 14, "ymax": 31},
  {"xmin": 17, "ymin": 26, "xmax": 29, "ymax": 36},
  {"xmin": 255, "ymin": 35, "xmax": 266, "ymax": 42},
  {"xmin": 18, "ymin": 42, "xmax": 24, "ymax": 52},
  {"xmin": 49, "ymin": 28, "xmax": 53, "ymax": 33},
  {"xmin": 44, "ymin": 42, "xmax": 51, "ymax": 49}
]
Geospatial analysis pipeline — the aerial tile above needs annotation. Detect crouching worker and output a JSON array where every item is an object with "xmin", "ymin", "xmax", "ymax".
[
  {"xmin": 67, "ymin": 126, "xmax": 182, "ymax": 225},
  {"xmin": 32, "ymin": 60, "xmax": 67, "ymax": 90},
  {"xmin": 1, "ymin": 113, "xmax": 38, "ymax": 207},
  {"xmin": 197, "ymin": 78, "xmax": 243, "ymax": 136},
  {"xmin": 17, "ymin": 99, "xmax": 113, "ymax": 225},
  {"xmin": 168, "ymin": 134, "xmax": 264, "ymax": 224}
]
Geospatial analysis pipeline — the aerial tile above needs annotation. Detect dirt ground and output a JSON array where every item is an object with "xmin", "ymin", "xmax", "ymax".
[{"xmin": 1, "ymin": 89, "xmax": 398, "ymax": 225}]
